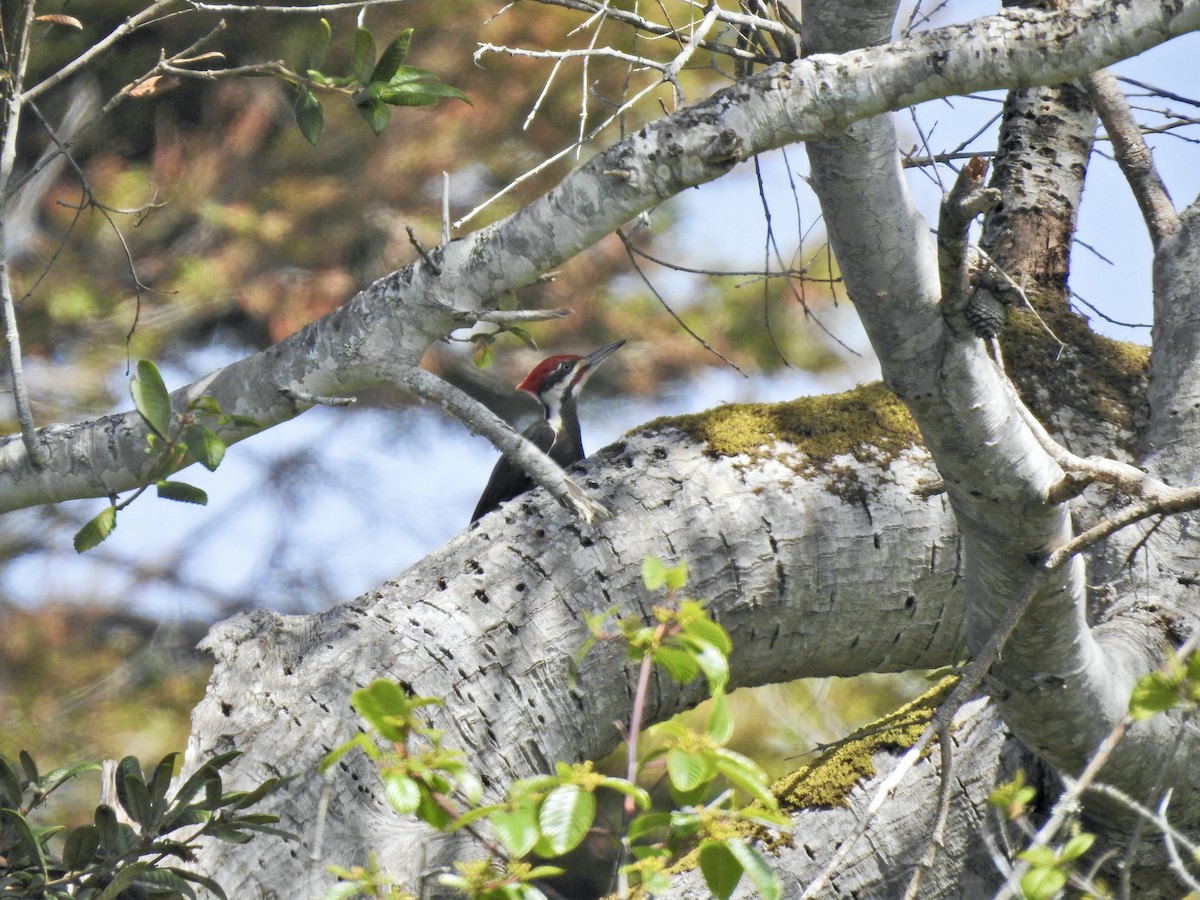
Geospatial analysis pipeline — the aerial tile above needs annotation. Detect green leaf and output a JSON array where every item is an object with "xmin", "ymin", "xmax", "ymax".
[
  {"xmin": 0, "ymin": 756, "xmax": 23, "ymax": 806},
  {"xmin": 665, "ymin": 748, "xmax": 716, "ymax": 792},
  {"xmin": 357, "ymin": 97, "xmax": 390, "ymax": 135},
  {"xmin": 707, "ymin": 690, "xmax": 734, "ymax": 744},
  {"xmin": 682, "ymin": 615, "xmax": 732, "ymax": 655},
  {"xmin": 688, "ymin": 639, "xmax": 730, "ymax": 691},
  {"xmin": 507, "ymin": 326, "xmax": 538, "ymax": 351},
  {"xmin": 712, "ymin": 748, "xmax": 775, "ymax": 807},
  {"xmin": 698, "ymin": 840, "xmax": 743, "ymax": 900},
  {"xmin": 294, "ymin": 87, "xmax": 325, "ymax": 146},
  {"xmin": 371, "ymin": 28, "xmax": 412, "ymax": 83},
  {"xmin": 537, "ymin": 784, "xmax": 595, "ymax": 856},
  {"xmin": 157, "ymin": 480, "xmax": 209, "ymax": 505},
  {"xmin": 174, "ymin": 867, "xmax": 230, "ymax": 900},
  {"xmin": 131, "ymin": 359, "xmax": 172, "ymax": 437},
  {"xmin": 74, "ymin": 505, "xmax": 116, "ymax": 552},
  {"xmin": 664, "ymin": 560, "xmax": 687, "ymax": 591},
  {"xmin": 19, "ymin": 750, "xmax": 38, "ymax": 785},
  {"xmin": 382, "ymin": 773, "xmax": 421, "ymax": 814},
  {"xmin": 1017, "ymin": 847, "xmax": 1059, "ymax": 868},
  {"xmin": 1060, "ymin": 831, "xmax": 1095, "ymax": 861},
  {"xmin": 95, "ymin": 861, "xmax": 149, "ymax": 900},
  {"xmin": 1129, "ymin": 670, "xmax": 1183, "ymax": 720},
  {"xmin": 642, "ymin": 556, "xmax": 668, "ymax": 591},
  {"xmin": 627, "ymin": 811, "xmax": 672, "ymax": 842},
  {"xmin": 652, "ymin": 646, "xmax": 699, "ymax": 683},
  {"xmin": 352, "ymin": 27, "xmax": 375, "ymax": 84},
  {"xmin": 491, "ymin": 807, "xmax": 539, "ymax": 858},
  {"xmin": 472, "ymin": 339, "xmax": 495, "ymax": 369},
  {"xmin": 62, "ymin": 824, "xmax": 101, "ymax": 871},
  {"xmin": 182, "ymin": 424, "xmax": 226, "ymax": 471},
  {"xmin": 306, "ymin": 17, "xmax": 332, "ymax": 70},
  {"xmin": 376, "ymin": 80, "xmax": 470, "ymax": 107},
  {"xmin": 1019, "ymin": 865, "xmax": 1067, "ymax": 900},
  {"xmin": 0, "ymin": 808, "xmax": 47, "ymax": 873},
  {"xmin": 350, "ymin": 679, "xmax": 417, "ymax": 742},
  {"xmin": 725, "ymin": 838, "xmax": 781, "ymax": 900}
]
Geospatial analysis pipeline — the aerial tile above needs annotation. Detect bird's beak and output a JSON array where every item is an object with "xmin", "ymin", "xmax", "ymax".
[{"xmin": 579, "ymin": 339, "xmax": 625, "ymax": 373}]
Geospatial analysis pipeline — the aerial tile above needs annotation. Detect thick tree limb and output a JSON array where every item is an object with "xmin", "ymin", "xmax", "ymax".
[{"xmin": 3, "ymin": 0, "xmax": 1196, "ymax": 512}]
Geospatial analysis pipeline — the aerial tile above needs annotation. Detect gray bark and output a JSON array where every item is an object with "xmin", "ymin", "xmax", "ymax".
[{"xmin": 34, "ymin": 0, "xmax": 1199, "ymax": 896}]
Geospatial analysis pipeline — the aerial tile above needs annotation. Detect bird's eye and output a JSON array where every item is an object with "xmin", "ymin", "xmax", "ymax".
[{"xmin": 558, "ymin": 361, "xmax": 571, "ymax": 372}]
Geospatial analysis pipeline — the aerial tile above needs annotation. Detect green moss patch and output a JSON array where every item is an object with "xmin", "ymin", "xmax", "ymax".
[
  {"xmin": 774, "ymin": 676, "xmax": 955, "ymax": 811},
  {"xmin": 639, "ymin": 381, "xmax": 923, "ymax": 478}
]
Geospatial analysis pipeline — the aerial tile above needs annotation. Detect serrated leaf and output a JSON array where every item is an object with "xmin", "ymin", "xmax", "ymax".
[
  {"xmin": 74, "ymin": 505, "xmax": 116, "ymax": 552},
  {"xmin": 682, "ymin": 615, "xmax": 732, "ymax": 655},
  {"xmin": 371, "ymin": 28, "xmax": 412, "ymax": 83},
  {"xmin": 1060, "ymin": 831, "xmax": 1095, "ymax": 861},
  {"xmin": 642, "ymin": 556, "xmax": 668, "ymax": 591},
  {"xmin": 62, "ymin": 824, "xmax": 101, "ymax": 870},
  {"xmin": 652, "ymin": 646, "xmax": 699, "ymax": 684},
  {"xmin": 664, "ymin": 561, "xmax": 687, "ymax": 590},
  {"xmin": 537, "ymin": 784, "xmax": 594, "ymax": 856},
  {"xmin": 725, "ymin": 838, "xmax": 781, "ymax": 900},
  {"xmin": 627, "ymin": 811, "xmax": 672, "ymax": 842},
  {"xmin": 294, "ymin": 87, "xmax": 324, "ymax": 145},
  {"xmin": 182, "ymin": 424, "xmax": 226, "ymax": 471},
  {"xmin": 707, "ymin": 689, "xmax": 734, "ymax": 744},
  {"xmin": 131, "ymin": 359, "xmax": 172, "ymax": 437},
  {"xmin": 157, "ymin": 480, "xmax": 209, "ymax": 505},
  {"xmin": 357, "ymin": 96, "xmax": 390, "ymax": 134},
  {"xmin": 692, "ymin": 640, "xmax": 730, "ymax": 691},
  {"xmin": 382, "ymin": 773, "xmax": 421, "ymax": 814},
  {"xmin": 1129, "ymin": 671, "xmax": 1182, "ymax": 720},
  {"xmin": 698, "ymin": 840, "xmax": 742, "ymax": 900},
  {"xmin": 1019, "ymin": 864, "xmax": 1066, "ymax": 900},
  {"xmin": 1018, "ymin": 847, "xmax": 1059, "ymax": 868},
  {"xmin": 666, "ymin": 748, "xmax": 716, "ymax": 792},
  {"xmin": 492, "ymin": 806, "xmax": 539, "ymax": 857},
  {"xmin": 713, "ymin": 748, "xmax": 774, "ymax": 807},
  {"xmin": 352, "ymin": 27, "xmax": 375, "ymax": 84},
  {"xmin": 350, "ymin": 679, "xmax": 412, "ymax": 742}
]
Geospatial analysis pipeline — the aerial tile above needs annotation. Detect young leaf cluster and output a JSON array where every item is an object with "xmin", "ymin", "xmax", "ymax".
[
  {"xmin": 1128, "ymin": 649, "xmax": 1200, "ymax": 720},
  {"xmin": 988, "ymin": 772, "xmax": 1102, "ymax": 900},
  {"xmin": 0, "ymin": 749, "xmax": 295, "ymax": 899},
  {"xmin": 74, "ymin": 360, "xmax": 257, "ymax": 552},
  {"xmin": 323, "ymin": 557, "xmax": 789, "ymax": 900},
  {"xmin": 294, "ymin": 21, "xmax": 470, "ymax": 145}
]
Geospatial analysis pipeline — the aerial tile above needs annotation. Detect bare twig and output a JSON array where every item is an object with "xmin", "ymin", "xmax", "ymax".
[
  {"xmin": 1084, "ymin": 69, "xmax": 1178, "ymax": 248},
  {"xmin": 395, "ymin": 364, "xmax": 610, "ymax": 523},
  {"xmin": 902, "ymin": 723, "xmax": 956, "ymax": 900}
]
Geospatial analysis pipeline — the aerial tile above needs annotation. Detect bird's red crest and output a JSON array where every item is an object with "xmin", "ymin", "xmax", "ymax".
[{"xmin": 516, "ymin": 354, "xmax": 580, "ymax": 393}]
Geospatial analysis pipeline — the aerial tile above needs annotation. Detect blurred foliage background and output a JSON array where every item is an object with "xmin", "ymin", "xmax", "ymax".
[{"xmin": 0, "ymin": 0, "xmax": 910, "ymax": 846}]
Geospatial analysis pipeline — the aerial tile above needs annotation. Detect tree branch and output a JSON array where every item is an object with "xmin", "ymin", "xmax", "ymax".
[{"xmin": 1085, "ymin": 68, "xmax": 1179, "ymax": 248}]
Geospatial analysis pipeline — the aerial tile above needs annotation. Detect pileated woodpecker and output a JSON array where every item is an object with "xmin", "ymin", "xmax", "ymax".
[{"xmin": 471, "ymin": 340, "xmax": 625, "ymax": 523}]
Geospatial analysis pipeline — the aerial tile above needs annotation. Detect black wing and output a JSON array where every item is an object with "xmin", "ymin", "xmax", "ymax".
[{"xmin": 470, "ymin": 419, "xmax": 555, "ymax": 523}]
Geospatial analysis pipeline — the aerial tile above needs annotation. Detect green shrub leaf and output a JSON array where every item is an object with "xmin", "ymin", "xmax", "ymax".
[
  {"xmin": 74, "ymin": 505, "xmax": 117, "ymax": 552},
  {"xmin": 131, "ymin": 359, "xmax": 172, "ymax": 437}
]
